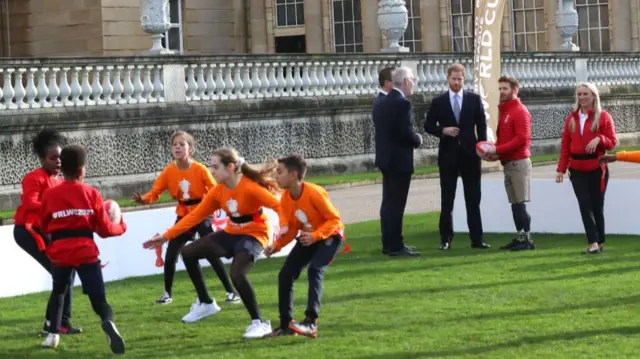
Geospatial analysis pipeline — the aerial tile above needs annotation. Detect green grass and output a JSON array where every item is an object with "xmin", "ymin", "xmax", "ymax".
[
  {"xmin": 2, "ymin": 145, "xmax": 639, "ymax": 222},
  {"xmin": 3, "ymin": 212, "xmax": 640, "ymax": 358}
]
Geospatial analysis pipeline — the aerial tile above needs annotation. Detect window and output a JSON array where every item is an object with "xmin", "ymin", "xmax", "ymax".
[
  {"xmin": 161, "ymin": 0, "xmax": 183, "ymax": 53},
  {"xmin": 450, "ymin": 0, "xmax": 473, "ymax": 52},
  {"xmin": 574, "ymin": 0, "xmax": 610, "ymax": 51},
  {"xmin": 400, "ymin": 0, "xmax": 422, "ymax": 52},
  {"xmin": 332, "ymin": 0, "xmax": 363, "ymax": 53},
  {"xmin": 276, "ymin": 0, "xmax": 305, "ymax": 27},
  {"xmin": 512, "ymin": 0, "xmax": 545, "ymax": 51}
]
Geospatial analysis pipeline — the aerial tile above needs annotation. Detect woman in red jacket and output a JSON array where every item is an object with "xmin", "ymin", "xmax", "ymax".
[
  {"xmin": 13, "ymin": 129, "xmax": 81, "ymax": 335},
  {"xmin": 556, "ymin": 83, "xmax": 617, "ymax": 254}
]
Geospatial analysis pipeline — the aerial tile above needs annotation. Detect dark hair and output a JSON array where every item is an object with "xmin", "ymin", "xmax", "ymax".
[
  {"xmin": 498, "ymin": 75, "xmax": 520, "ymax": 90},
  {"xmin": 378, "ymin": 67, "xmax": 394, "ymax": 88},
  {"xmin": 32, "ymin": 129, "xmax": 64, "ymax": 158},
  {"xmin": 60, "ymin": 145, "xmax": 87, "ymax": 178},
  {"xmin": 277, "ymin": 153, "xmax": 307, "ymax": 180},
  {"xmin": 170, "ymin": 130, "xmax": 195, "ymax": 149},
  {"xmin": 212, "ymin": 147, "xmax": 280, "ymax": 194},
  {"xmin": 447, "ymin": 63, "xmax": 466, "ymax": 77}
]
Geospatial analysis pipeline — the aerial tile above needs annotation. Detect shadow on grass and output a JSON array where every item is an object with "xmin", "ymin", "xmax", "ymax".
[{"xmin": 352, "ymin": 326, "xmax": 640, "ymax": 358}]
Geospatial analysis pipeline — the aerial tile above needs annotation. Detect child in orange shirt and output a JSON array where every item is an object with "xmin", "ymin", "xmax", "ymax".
[
  {"xmin": 133, "ymin": 131, "xmax": 239, "ymax": 305},
  {"xmin": 143, "ymin": 147, "xmax": 281, "ymax": 339},
  {"xmin": 265, "ymin": 153, "xmax": 345, "ymax": 338},
  {"xmin": 601, "ymin": 151, "xmax": 640, "ymax": 164}
]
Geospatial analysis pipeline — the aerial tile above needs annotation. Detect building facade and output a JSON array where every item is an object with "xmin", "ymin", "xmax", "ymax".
[{"xmin": 0, "ymin": 0, "xmax": 636, "ymax": 57}]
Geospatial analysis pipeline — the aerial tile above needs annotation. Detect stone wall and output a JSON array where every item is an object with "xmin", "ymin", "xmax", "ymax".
[{"xmin": 1, "ymin": 85, "xmax": 640, "ymax": 211}]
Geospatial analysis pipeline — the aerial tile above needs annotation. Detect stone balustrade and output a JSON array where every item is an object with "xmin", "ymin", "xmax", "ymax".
[{"xmin": 0, "ymin": 53, "xmax": 638, "ymax": 111}]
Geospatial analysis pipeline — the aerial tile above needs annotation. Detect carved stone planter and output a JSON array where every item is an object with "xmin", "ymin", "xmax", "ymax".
[
  {"xmin": 378, "ymin": 0, "xmax": 409, "ymax": 53},
  {"xmin": 556, "ymin": 0, "xmax": 579, "ymax": 51},
  {"xmin": 139, "ymin": 0, "xmax": 174, "ymax": 55}
]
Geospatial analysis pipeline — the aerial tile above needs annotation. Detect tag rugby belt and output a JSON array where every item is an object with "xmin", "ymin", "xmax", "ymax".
[
  {"xmin": 229, "ymin": 208, "xmax": 264, "ymax": 224},
  {"xmin": 50, "ymin": 229, "xmax": 95, "ymax": 241}
]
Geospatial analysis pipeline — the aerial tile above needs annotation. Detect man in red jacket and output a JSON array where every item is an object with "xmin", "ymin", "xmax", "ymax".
[{"xmin": 485, "ymin": 76, "xmax": 534, "ymax": 251}]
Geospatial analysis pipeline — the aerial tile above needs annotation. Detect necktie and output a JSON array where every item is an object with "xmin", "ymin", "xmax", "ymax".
[{"xmin": 453, "ymin": 94, "xmax": 461, "ymax": 123}]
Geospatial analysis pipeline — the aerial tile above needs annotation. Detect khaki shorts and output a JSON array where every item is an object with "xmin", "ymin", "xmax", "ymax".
[{"xmin": 502, "ymin": 158, "xmax": 532, "ymax": 204}]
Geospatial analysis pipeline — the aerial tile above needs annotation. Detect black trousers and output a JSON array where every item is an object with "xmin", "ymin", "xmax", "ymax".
[
  {"xmin": 13, "ymin": 225, "xmax": 74, "ymax": 326},
  {"xmin": 569, "ymin": 166, "xmax": 609, "ymax": 244},
  {"xmin": 49, "ymin": 261, "xmax": 113, "ymax": 334},
  {"xmin": 438, "ymin": 152, "xmax": 483, "ymax": 244},
  {"xmin": 380, "ymin": 171, "xmax": 412, "ymax": 252},
  {"xmin": 278, "ymin": 235, "xmax": 342, "ymax": 328},
  {"xmin": 164, "ymin": 216, "xmax": 235, "ymax": 295}
]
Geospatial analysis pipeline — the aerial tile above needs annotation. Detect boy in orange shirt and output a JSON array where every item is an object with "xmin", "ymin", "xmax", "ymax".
[
  {"xmin": 265, "ymin": 153, "xmax": 345, "ymax": 338},
  {"xmin": 132, "ymin": 131, "xmax": 238, "ymax": 305},
  {"xmin": 143, "ymin": 147, "xmax": 281, "ymax": 339},
  {"xmin": 600, "ymin": 151, "xmax": 640, "ymax": 164}
]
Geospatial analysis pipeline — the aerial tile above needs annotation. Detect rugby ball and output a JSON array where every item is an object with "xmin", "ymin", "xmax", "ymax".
[
  {"xmin": 476, "ymin": 141, "xmax": 496, "ymax": 160},
  {"xmin": 104, "ymin": 199, "xmax": 122, "ymax": 224}
]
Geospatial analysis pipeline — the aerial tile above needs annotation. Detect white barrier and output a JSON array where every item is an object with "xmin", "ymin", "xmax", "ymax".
[
  {"xmin": 0, "ymin": 207, "xmax": 291, "ymax": 299},
  {"xmin": 453, "ymin": 178, "xmax": 640, "ymax": 235}
]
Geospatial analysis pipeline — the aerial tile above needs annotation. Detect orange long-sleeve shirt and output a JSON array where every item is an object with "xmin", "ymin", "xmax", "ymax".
[
  {"xmin": 162, "ymin": 176, "xmax": 281, "ymax": 247},
  {"xmin": 273, "ymin": 182, "xmax": 344, "ymax": 252},
  {"xmin": 142, "ymin": 161, "xmax": 216, "ymax": 217},
  {"xmin": 615, "ymin": 151, "xmax": 640, "ymax": 163}
]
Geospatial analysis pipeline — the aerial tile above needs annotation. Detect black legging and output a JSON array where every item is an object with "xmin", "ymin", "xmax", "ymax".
[
  {"xmin": 13, "ymin": 225, "xmax": 74, "ymax": 326},
  {"xmin": 181, "ymin": 233, "xmax": 262, "ymax": 320},
  {"xmin": 163, "ymin": 217, "xmax": 235, "ymax": 296},
  {"xmin": 569, "ymin": 166, "xmax": 609, "ymax": 244}
]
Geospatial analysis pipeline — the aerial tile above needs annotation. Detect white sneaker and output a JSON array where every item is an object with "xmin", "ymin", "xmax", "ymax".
[
  {"xmin": 155, "ymin": 291, "xmax": 172, "ymax": 304},
  {"xmin": 225, "ymin": 292, "xmax": 241, "ymax": 304},
  {"xmin": 181, "ymin": 299, "xmax": 221, "ymax": 323},
  {"xmin": 41, "ymin": 333, "xmax": 60, "ymax": 349},
  {"xmin": 242, "ymin": 320, "xmax": 272, "ymax": 339}
]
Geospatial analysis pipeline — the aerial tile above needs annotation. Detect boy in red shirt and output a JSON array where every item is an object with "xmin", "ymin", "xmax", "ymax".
[
  {"xmin": 264, "ymin": 153, "xmax": 345, "ymax": 338},
  {"xmin": 39, "ymin": 145, "xmax": 127, "ymax": 354}
]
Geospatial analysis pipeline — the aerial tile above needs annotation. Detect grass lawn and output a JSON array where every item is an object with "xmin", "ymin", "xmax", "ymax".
[{"xmin": 2, "ymin": 212, "xmax": 640, "ymax": 358}]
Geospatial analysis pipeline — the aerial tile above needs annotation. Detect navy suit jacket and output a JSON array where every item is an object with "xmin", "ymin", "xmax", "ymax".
[
  {"xmin": 373, "ymin": 89, "xmax": 422, "ymax": 173},
  {"xmin": 424, "ymin": 90, "xmax": 487, "ymax": 164}
]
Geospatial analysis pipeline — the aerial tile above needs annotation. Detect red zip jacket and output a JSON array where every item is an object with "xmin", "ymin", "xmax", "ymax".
[
  {"xmin": 41, "ymin": 181, "xmax": 127, "ymax": 267},
  {"xmin": 14, "ymin": 168, "xmax": 63, "ymax": 251},
  {"xmin": 495, "ymin": 98, "xmax": 531, "ymax": 161},
  {"xmin": 556, "ymin": 109, "xmax": 617, "ymax": 174}
]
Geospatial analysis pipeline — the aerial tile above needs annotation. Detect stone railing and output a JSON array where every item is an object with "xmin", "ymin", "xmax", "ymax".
[{"xmin": 0, "ymin": 52, "xmax": 638, "ymax": 110}]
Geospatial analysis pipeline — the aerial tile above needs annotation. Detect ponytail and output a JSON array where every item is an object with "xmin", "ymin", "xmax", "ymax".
[{"xmin": 239, "ymin": 160, "xmax": 280, "ymax": 194}]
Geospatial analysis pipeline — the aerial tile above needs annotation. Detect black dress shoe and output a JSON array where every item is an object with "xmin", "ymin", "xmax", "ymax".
[
  {"xmin": 388, "ymin": 247, "xmax": 421, "ymax": 257},
  {"xmin": 471, "ymin": 242, "xmax": 491, "ymax": 249}
]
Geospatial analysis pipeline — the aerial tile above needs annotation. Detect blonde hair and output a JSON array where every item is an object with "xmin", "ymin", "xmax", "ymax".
[
  {"xmin": 569, "ymin": 82, "xmax": 602, "ymax": 133},
  {"xmin": 212, "ymin": 147, "xmax": 279, "ymax": 194}
]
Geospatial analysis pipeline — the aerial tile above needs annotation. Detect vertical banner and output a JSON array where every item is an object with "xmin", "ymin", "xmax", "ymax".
[{"xmin": 473, "ymin": 0, "xmax": 506, "ymax": 143}]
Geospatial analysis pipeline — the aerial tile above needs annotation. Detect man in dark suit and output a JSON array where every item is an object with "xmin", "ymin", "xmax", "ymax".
[
  {"xmin": 373, "ymin": 66, "xmax": 422, "ymax": 257},
  {"xmin": 424, "ymin": 63, "xmax": 490, "ymax": 250}
]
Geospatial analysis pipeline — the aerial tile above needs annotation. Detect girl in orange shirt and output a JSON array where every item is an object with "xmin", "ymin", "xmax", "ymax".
[
  {"xmin": 143, "ymin": 147, "xmax": 281, "ymax": 340},
  {"xmin": 132, "ymin": 131, "xmax": 238, "ymax": 305}
]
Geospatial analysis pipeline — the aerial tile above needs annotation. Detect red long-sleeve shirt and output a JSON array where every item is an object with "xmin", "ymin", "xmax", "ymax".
[
  {"xmin": 556, "ymin": 109, "xmax": 617, "ymax": 173},
  {"xmin": 14, "ymin": 168, "xmax": 63, "ymax": 227},
  {"xmin": 495, "ymin": 98, "xmax": 532, "ymax": 161},
  {"xmin": 41, "ymin": 181, "xmax": 127, "ymax": 267}
]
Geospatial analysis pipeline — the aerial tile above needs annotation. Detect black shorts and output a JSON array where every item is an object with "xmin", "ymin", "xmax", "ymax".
[
  {"xmin": 207, "ymin": 231, "xmax": 264, "ymax": 262},
  {"xmin": 175, "ymin": 216, "xmax": 214, "ymax": 241}
]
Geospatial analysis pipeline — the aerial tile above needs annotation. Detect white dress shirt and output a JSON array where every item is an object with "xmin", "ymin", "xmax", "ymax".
[
  {"xmin": 579, "ymin": 111, "xmax": 588, "ymax": 135},
  {"xmin": 449, "ymin": 88, "xmax": 464, "ymax": 109}
]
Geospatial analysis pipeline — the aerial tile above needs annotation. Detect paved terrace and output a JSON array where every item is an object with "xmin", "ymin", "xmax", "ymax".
[{"xmin": 332, "ymin": 162, "xmax": 640, "ymax": 225}]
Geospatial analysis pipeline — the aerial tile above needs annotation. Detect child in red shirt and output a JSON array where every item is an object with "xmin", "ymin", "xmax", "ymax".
[
  {"xmin": 265, "ymin": 154, "xmax": 345, "ymax": 338},
  {"xmin": 132, "ymin": 131, "xmax": 238, "ymax": 305},
  {"xmin": 40, "ymin": 145, "xmax": 127, "ymax": 354},
  {"xmin": 12, "ymin": 129, "xmax": 81, "ymax": 335}
]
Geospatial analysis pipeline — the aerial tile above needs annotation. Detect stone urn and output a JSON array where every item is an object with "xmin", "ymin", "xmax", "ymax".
[
  {"xmin": 139, "ymin": 0, "xmax": 174, "ymax": 55},
  {"xmin": 378, "ymin": 0, "xmax": 409, "ymax": 52},
  {"xmin": 556, "ymin": 0, "xmax": 579, "ymax": 51}
]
